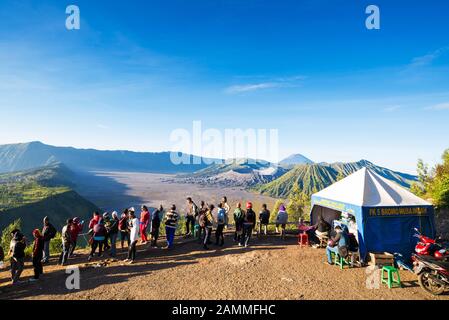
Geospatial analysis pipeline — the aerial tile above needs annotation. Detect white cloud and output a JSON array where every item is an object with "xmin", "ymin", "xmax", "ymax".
[
  {"xmin": 426, "ymin": 102, "xmax": 449, "ymax": 111},
  {"xmin": 409, "ymin": 47, "xmax": 449, "ymax": 68},
  {"xmin": 224, "ymin": 75, "xmax": 306, "ymax": 94},
  {"xmin": 97, "ymin": 124, "xmax": 109, "ymax": 129},
  {"xmin": 383, "ymin": 105, "xmax": 402, "ymax": 113}
]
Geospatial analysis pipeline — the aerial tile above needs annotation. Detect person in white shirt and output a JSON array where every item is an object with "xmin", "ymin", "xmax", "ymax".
[{"xmin": 124, "ymin": 209, "xmax": 139, "ymax": 264}]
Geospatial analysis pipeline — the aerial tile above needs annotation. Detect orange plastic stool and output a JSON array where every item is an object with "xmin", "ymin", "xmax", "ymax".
[{"xmin": 298, "ymin": 233, "xmax": 309, "ymax": 247}]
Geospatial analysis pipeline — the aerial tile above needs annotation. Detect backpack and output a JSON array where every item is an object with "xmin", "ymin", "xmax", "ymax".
[
  {"xmin": 118, "ymin": 218, "xmax": 128, "ymax": 231},
  {"xmin": 192, "ymin": 202, "xmax": 200, "ymax": 217},
  {"xmin": 47, "ymin": 224, "xmax": 57, "ymax": 239},
  {"xmin": 198, "ymin": 213, "xmax": 206, "ymax": 228},
  {"xmin": 217, "ymin": 209, "xmax": 225, "ymax": 224}
]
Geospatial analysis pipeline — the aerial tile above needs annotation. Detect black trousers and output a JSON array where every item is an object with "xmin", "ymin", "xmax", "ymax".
[
  {"xmin": 215, "ymin": 224, "xmax": 225, "ymax": 245},
  {"xmin": 90, "ymin": 240, "xmax": 104, "ymax": 256},
  {"xmin": 203, "ymin": 227, "xmax": 212, "ymax": 246},
  {"xmin": 151, "ymin": 226, "xmax": 160, "ymax": 246},
  {"xmin": 128, "ymin": 240, "xmax": 138, "ymax": 261},
  {"xmin": 32, "ymin": 256, "xmax": 43, "ymax": 279},
  {"xmin": 242, "ymin": 224, "xmax": 254, "ymax": 246},
  {"xmin": 185, "ymin": 215, "xmax": 195, "ymax": 234}
]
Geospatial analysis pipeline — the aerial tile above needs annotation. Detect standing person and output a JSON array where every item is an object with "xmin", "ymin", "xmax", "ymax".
[
  {"xmin": 124, "ymin": 211, "xmax": 139, "ymax": 264},
  {"xmin": 107, "ymin": 211, "xmax": 119, "ymax": 257},
  {"xmin": 185, "ymin": 197, "xmax": 197, "ymax": 237},
  {"xmin": 30, "ymin": 229, "xmax": 44, "ymax": 282},
  {"xmin": 203, "ymin": 204, "xmax": 214, "ymax": 250},
  {"xmin": 258, "ymin": 204, "xmax": 271, "ymax": 236},
  {"xmin": 233, "ymin": 203, "xmax": 245, "ymax": 242},
  {"xmin": 88, "ymin": 219, "xmax": 107, "ymax": 261},
  {"xmin": 102, "ymin": 212, "xmax": 111, "ymax": 251},
  {"xmin": 215, "ymin": 203, "xmax": 226, "ymax": 247},
  {"xmin": 197, "ymin": 201, "xmax": 207, "ymax": 243},
  {"xmin": 59, "ymin": 219, "xmax": 73, "ymax": 266},
  {"xmin": 221, "ymin": 196, "xmax": 230, "ymax": 226},
  {"xmin": 275, "ymin": 204, "xmax": 289, "ymax": 240},
  {"xmin": 140, "ymin": 206, "xmax": 150, "ymax": 244},
  {"xmin": 240, "ymin": 202, "xmax": 256, "ymax": 247},
  {"xmin": 10, "ymin": 231, "xmax": 26, "ymax": 285},
  {"xmin": 150, "ymin": 205, "xmax": 163, "ymax": 248},
  {"xmin": 88, "ymin": 211, "xmax": 101, "ymax": 231},
  {"xmin": 69, "ymin": 217, "xmax": 84, "ymax": 257},
  {"xmin": 164, "ymin": 205, "xmax": 179, "ymax": 249},
  {"xmin": 41, "ymin": 216, "xmax": 56, "ymax": 264},
  {"xmin": 119, "ymin": 209, "xmax": 130, "ymax": 249}
]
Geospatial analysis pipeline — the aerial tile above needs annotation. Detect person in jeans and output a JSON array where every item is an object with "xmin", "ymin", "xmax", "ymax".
[
  {"xmin": 326, "ymin": 225, "xmax": 348, "ymax": 265},
  {"xmin": 10, "ymin": 232, "xmax": 26, "ymax": 285},
  {"xmin": 124, "ymin": 211, "xmax": 139, "ymax": 263},
  {"xmin": 119, "ymin": 209, "xmax": 130, "ymax": 249},
  {"xmin": 41, "ymin": 216, "xmax": 56, "ymax": 264},
  {"xmin": 88, "ymin": 219, "xmax": 106, "ymax": 261},
  {"xmin": 59, "ymin": 219, "xmax": 73, "ymax": 266},
  {"xmin": 164, "ymin": 205, "xmax": 179, "ymax": 249},
  {"xmin": 107, "ymin": 211, "xmax": 119, "ymax": 257},
  {"xmin": 241, "ymin": 202, "xmax": 256, "ymax": 247},
  {"xmin": 203, "ymin": 204, "xmax": 214, "ymax": 250},
  {"xmin": 185, "ymin": 197, "xmax": 197, "ymax": 237},
  {"xmin": 140, "ymin": 206, "xmax": 150, "ymax": 244},
  {"xmin": 215, "ymin": 203, "xmax": 226, "ymax": 246},
  {"xmin": 151, "ymin": 205, "xmax": 163, "ymax": 248},
  {"xmin": 30, "ymin": 229, "xmax": 44, "ymax": 282},
  {"xmin": 258, "ymin": 204, "xmax": 271, "ymax": 236}
]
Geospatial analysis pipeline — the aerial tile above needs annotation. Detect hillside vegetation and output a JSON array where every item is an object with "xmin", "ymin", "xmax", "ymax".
[
  {"xmin": 0, "ymin": 164, "xmax": 99, "ymax": 236},
  {"xmin": 257, "ymin": 160, "xmax": 417, "ymax": 198}
]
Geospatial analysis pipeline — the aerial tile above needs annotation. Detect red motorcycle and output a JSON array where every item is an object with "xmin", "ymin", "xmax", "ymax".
[
  {"xmin": 412, "ymin": 253, "xmax": 449, "ymax": 295},
  {"xmin": 413, "ymin": 228, "xmax": 448, "ymax": 259}
]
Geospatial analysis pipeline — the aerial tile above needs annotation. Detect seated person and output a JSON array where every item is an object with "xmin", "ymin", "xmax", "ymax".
[
  {"xmin": 326, "ymin": 225, "xmax": 349, "ymax": 265},
  {"xmin": 314, "ymin": 216, "xmax": 331, "ymax": 241}
]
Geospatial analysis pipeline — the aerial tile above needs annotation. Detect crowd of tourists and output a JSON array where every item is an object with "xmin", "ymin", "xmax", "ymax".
[{"xmin": 3, "ymin": 196, "xmax": 294, "ymax": 285}]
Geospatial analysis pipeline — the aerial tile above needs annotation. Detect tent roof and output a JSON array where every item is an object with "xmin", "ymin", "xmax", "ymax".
[{"xmin": 312, "ymin": 167, "xmax": 432, "ymax": 207}]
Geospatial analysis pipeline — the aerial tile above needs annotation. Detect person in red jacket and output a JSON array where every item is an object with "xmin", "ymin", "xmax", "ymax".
[
  {"xmin": 30, "ymin": 229, "xmax": 44, "ymax": 282},
  {"xmin": 88, "ymin": 212, "xmax": 101, "ymax": 231},
  {"xmin": 69, "ymin": 217, "xmax": 84, "ymax": 257},
  {"xmin": 140, "ymin": 205, "xmax": 150, "ymax": 244}
]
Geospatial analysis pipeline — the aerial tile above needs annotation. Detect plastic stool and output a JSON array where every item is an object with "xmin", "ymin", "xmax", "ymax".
[
  {"xmin": 381, "ymin": 266, "xmax": 401, "ymax": 288},
  {"xmin": 334, "ymin": 253, "xmax": 349, "ymax": 270},
  {"xmin": 298, "ymin": 233, "xmax": 309, "ymax": 247}
]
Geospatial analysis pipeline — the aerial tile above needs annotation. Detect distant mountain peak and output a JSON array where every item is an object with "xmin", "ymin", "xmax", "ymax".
[{"xmin": 280, "ymin": 154, "xmax": 314, "ymax": 166}]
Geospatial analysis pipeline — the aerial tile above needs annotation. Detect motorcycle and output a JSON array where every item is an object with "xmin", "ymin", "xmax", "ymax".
[
  {"xmin": 413, "ymin": 228, "xmax": 448, "ymax": 259},
  {"xmin": 412, "ymin": 253, "xmax": 449, "ymax": 295}
]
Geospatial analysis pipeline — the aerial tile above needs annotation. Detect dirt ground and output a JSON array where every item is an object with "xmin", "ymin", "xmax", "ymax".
[{"xmin": 1, "ymin": 234, "xmax": 448, "ymax": 300}]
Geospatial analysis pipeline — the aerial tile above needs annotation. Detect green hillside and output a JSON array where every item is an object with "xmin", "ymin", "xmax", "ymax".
[
  {"xmin": 0, "ymin": 164, "xmax": 99, "ymax": 236},
  {"xmin": 257, "ymin": 160, "xmax": 417, "ymax": 198}
]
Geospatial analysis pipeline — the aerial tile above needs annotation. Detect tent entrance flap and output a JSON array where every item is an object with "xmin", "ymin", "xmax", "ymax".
[{"xmin": 311, "ymin": 205, "xmax": 341, "ymax": 225}]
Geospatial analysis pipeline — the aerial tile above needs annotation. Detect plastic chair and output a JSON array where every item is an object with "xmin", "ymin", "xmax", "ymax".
[
  {"xmin": 298, "ymin": 233, "xmax": 309, "ymax": 247},
  {"xmin": 334, "ymin": 253, "xmax": 350, "ymax": 270},
  {"xmin": 381, "ymin": 266, "xmax": 401, "ymax": 288}
]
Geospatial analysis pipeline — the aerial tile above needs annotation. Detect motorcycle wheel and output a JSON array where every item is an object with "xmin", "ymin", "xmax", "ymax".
[{"xmin": 418, "ymin": 272, "xmax": 446, "ymax": 295}]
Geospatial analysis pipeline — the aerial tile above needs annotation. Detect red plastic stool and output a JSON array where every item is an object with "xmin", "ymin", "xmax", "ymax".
[{"xmin": 298, "ymin": 233, "xmax": 309, "ymax": 247}]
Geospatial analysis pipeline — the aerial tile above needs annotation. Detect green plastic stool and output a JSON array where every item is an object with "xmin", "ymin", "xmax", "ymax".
[
  {"xmin": 334, "ymin": 253, "xmax": 349, "ymax": 270},
  {"xmin": 381, "ymin": 266, "xmax": 401, "ymax": 288},
  {"xmin": 193, "ymin": 224, "xmax": 200, "ymax": 238}
]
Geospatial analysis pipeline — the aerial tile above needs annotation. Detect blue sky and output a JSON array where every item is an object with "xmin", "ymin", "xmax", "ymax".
[{"xmin": 0, "ymin": 0, "xmax": 448, "ymax": 173}]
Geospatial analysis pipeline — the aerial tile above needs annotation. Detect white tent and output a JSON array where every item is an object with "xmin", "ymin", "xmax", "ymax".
[{"xmin": 313, "ymin": 167, "xmax": 432, "ymax": 207}]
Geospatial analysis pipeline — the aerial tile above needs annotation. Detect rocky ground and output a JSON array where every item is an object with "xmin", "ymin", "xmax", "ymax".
[{"xmin": 1, "ymin": 234, "xmax": 447, "ymax": 300}]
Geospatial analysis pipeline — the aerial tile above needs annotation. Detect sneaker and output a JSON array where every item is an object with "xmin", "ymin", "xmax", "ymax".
[
  {"xmin": 123, "ymin": 259, "xmax": 130, "ymax": 262},
  {"xmin": 128, "ymin": 260, "xmax": 134, "ymax": 265}
]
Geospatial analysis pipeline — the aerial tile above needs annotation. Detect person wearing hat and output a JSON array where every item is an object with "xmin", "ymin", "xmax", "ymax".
[
  {"xmin": 275, "ymin": 204, "xmax": 289, "ymax": 240},
  {"xmin": 30, "ymin": 229, "xmax": 44, "ymax": 282},
  {"xmin": 10, "ymin": 231, "xmax": 26, "ymax": 284},
  {"xmin": 88, "ymin": 218, "xmax": 107, "ymax": 261},
  {"xmin": 240, "ymin": 202, "xmax": 256, "ymax": 247},
  {"xmin": 164, "ymin": 205, "xmax": 179, "ymax": 249},
  {"xmin": 69, "ymin": 217, "xmax": 84, "ymax": 257},
  {"xmin": 202, "ymin": 204, "xmax": 214, "ymax": 250},
  {"xmin": 124, "ymin": 210, "xmax": 140, "ymax": 263},
  {"xmin": 107, "ymin": 211, "xmax": 119, "ymax": 257},
  {"xmin": 41, "ymin": 216, "xmax": 56, "ymax": 264}
]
